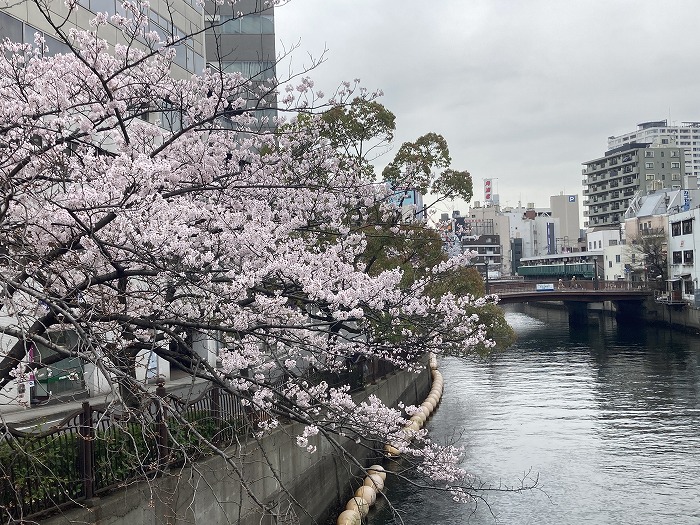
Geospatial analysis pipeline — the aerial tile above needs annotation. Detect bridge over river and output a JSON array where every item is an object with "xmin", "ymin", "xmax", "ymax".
[{"xmin": 489, "ymin": 280, "xmax": 654, "ymax": 322}]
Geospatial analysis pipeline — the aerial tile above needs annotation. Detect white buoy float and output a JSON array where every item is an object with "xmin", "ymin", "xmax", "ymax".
[
  {"xmin": 355, "ymin": 485, "xmax": 377, "ymax": 506},
  {"xmin": 337, "ymin": 509, "xmax": 362, "ymax": 525},
  {"xmin": 345, "ymin": 497, "xmax": 369, "ymax": 518}
]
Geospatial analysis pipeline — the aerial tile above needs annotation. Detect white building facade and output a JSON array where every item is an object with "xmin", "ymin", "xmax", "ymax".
[{"xmin": 667, "ymin": 208, "xmax": 700, "ymax": 302}]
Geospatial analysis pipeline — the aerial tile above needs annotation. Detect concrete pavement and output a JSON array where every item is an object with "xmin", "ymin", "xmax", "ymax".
[{"xmin": 0, "ymin": 373, "xmax": 209, "ymax": 429}]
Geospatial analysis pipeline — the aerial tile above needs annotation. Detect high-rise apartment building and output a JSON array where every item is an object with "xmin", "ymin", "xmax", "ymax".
[
  {"xmin": 582, "ymin": 138, "xmax": 685, "ymax": 228},
  {"xmin": 608, "ymin": 120, "xmax": 700, "ymax": 182}
]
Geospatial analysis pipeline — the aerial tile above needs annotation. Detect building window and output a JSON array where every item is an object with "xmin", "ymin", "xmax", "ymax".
[
  {"xmin": 671, "ymin": 151, "xmax": 680, "ymax": 157},
  {"xmin": 215, "ymin": 14, "xmax": 275, "ymax": 34},
  {"xmin": 673, "ymin": 251, "xmax": 683, "ymax": 264},
  {"xmin": 615, "ymin": 254, "xmax": 621, "ymax": 263},
  {"xmin": 645, "ymin": 151, "xmax": 654, "ymax": 158},
  {"xmin": 684, "ymin": 250, "xmax": 694, "ymax": 264},
  {"xmin": 682, "ymin": 219, "xmax": 693, "ymax": 235},
  {"xmin": 213, "ymin": 61, "xmax": 276, "ymax": 80},
  {"xmin": 672, "ymin": 173, "xmax": 681, "ymax": 181},
  {"xmin": 672, "ymin": 222, "xmax": 682, "ymax": 236},
  {"xmin": 645, "ymin": 162, "xmax": 654, "ymax": 169},
  {"xmin": 608, "ymin": 260, "xmax": 613, "ymax": 268},
  {"xmin": 685, "ymin": 280, "xmax": 694, "ymax": 294},
  {"xmin": 645, "ymin": 174, "xmax": 655, "ymax": 180},
  {"xmin": 671, "ymin": 162, "xmax": 681, "ymax": 168}
]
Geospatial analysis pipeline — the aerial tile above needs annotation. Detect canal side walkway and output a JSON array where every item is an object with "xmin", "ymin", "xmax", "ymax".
[{"xmin": 0, "ymin": 372, "xmax": 207, "ymax": 429}]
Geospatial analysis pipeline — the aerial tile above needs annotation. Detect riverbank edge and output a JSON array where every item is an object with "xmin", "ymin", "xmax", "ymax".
[
  {"xmin": 40, "ymin": 364, "xmax": 431, "ymax": 525},
  {"xmin": 518, "ymin": 298, "xmax": 700, "ymax": 335}
]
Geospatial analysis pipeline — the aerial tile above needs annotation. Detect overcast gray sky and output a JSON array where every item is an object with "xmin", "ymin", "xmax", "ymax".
[{"xmin": 275, "ymin": 0, "xmax": 699, "ymax": 217}]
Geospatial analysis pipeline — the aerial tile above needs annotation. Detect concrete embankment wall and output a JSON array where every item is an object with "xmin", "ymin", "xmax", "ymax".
[
  {"xmin": 43, "ymin": 367, "xmax": 431, "ymax": 525},
  {"xmin": 529, "ymin": 297, "xmax": 700, "ymax": 334},
  {"xmin": 623, "ymin": 297, "xmax": 700, "ymax": 334}
]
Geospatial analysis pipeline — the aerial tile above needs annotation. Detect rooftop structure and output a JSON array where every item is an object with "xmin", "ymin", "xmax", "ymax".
[
  {"xmin": 582, "ymin": 138, "xmax": 685, "ymax": 228},
  {"xmin": 608, "ymin": 120, "xmax": 700, "ymax": 182}
]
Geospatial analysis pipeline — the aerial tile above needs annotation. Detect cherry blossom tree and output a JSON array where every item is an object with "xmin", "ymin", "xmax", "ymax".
[{"xmin": 0, "ymin": 1, "xmax": 517, "ymax": 521}]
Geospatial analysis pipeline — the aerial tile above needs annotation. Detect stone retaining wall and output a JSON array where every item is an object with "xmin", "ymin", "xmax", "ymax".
[{"xmin": 43, "ymin": 366, "xmax": 431, "ymax": 525}]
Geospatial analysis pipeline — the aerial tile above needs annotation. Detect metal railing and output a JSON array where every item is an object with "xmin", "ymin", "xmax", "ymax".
[
  {"xmin": 0, "ymin": 358, "xmax": 399, "ymax": 521},
  {"xmin": 490, "ymin": 279, "xmax": 652, "ymax": 295}
]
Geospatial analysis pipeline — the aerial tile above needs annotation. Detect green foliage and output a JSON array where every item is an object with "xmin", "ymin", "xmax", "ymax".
[
  {"xmin": 360, "ymin": 224, "xmax": 515, "ymax": 352},
  {"xmin": 424, "ymin": 265, "xmax": 485, "ymax": 298},
  {"xmin": 169, "ymin": 409, "xmax": 232, "ymax": 460},
  {"xmin": 382, "ymin": 133, "xmax": 473, "ymax": 201},
  {"xmin": 321, "ymin": 97, "xmax": 396, "ymax": 156},
  {"xmin": 93, "ymin": 422, "xmax": 157, "ymax": 487},
  {"xmin": 362, "ymin": 224, "xmax": 446, "ymax": 285},
  {"xmin": 471, "ymin": 303, "xmax": 516, "ymax": 353},
  {"xmin": 0, "ymin": 406, "xmax": 248, "ymax": 518},
  {"xmin": 433, "ymin": 168, "xmax": 473, "ymax": 203},
  {"xmin": 0, "ymin": 432, "xmax": 82, "ymax": 512}
]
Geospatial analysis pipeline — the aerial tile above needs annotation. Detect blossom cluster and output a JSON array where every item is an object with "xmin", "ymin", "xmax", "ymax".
[{"xmin": 0, "ymin": 9, "xmax": 498, "ymax": 492}]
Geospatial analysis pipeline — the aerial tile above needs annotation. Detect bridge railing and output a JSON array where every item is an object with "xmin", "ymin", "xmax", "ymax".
[{"xmin": 490, "ymin": 279, "xmax": 651, "ymax": 295}]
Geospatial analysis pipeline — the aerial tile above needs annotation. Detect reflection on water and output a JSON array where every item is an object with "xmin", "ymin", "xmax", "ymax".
[{"xmin": 371, "ymin": 304, "xmax": 700, "ymax": 525}]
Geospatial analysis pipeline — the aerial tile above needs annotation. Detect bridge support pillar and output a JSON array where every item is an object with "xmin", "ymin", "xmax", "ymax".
[
  {"xmin": 564, "ymin": 301, "xmax": 588, "ymax": 325},
  {"xmin": 614, "ymin": 300, "xmax": 644, "ymax": 323}
]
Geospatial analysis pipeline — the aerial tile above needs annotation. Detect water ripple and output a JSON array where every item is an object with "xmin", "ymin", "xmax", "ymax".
[{"xmin": 371, "ymin": 305, "xmax": 700, "ymax": 525}]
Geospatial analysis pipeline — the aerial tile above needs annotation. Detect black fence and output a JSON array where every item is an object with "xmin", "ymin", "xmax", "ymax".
[
  {"xmin": 0, "ymin": 384, "xmax": 252, "ymax": 521},
  {"xmin": 0, "ymin": 358, "xmax": 399, "ymax": 521}
]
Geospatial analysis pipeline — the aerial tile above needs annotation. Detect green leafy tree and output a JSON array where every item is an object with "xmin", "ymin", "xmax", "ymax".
[
  {"xmin": 382, "ymin": 132, "xmax": 473, "ymax": 202},
  {"xmin": 316, "ymin": 103, "xmax": 513, "ymax": 351},
  {"xmin": 321, "ymin": 97, "xmax": 396, "ymax": 172}
]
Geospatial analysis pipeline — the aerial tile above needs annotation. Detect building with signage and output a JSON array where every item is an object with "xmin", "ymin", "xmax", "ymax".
[
  {"xmin": 483, "ymin": 178, "xmax": 494, "ymax": 204},
  {"xmin": 550, "ymin": 193, "xmax": 581, "ymax": 250},
  {"xmin": 458, "ymin": 203, "xmax": 511, "ymax": 276}
]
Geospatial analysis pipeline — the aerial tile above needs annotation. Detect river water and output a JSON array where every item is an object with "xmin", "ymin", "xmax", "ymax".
[{"xmin": 371, "ymin": 304, "xmax": 700, "ymax": 525}]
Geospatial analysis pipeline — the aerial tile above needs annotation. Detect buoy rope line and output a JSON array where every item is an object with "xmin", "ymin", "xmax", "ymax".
[{"xmin": 336, "ymin": 353, "xmax": 443, "ymax": 525}]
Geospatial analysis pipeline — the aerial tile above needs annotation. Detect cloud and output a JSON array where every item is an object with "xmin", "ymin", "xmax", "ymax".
[{"xmin": 275, "ymin": 0, "xmax": 700, "ymax": 212}]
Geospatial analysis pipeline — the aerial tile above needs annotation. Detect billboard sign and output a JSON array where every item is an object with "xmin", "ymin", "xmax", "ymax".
[{"xmin": 484, "ymin": 179, "xmax": 492, "ymax": 202}]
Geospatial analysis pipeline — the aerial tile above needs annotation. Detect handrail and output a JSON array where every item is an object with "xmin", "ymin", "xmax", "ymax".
[{"xmin": 0, "ymin": 357, "xmax": 399, "ymax": 521}]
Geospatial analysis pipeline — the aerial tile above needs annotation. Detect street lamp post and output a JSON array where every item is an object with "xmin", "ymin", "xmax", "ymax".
[
  {"xmin": 594, "ymin": 256, "xmax": 600, "ymax": 290},
  {"xmin": 485, "ymin": 257, "xmax": 490, "ymax": 295}
]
